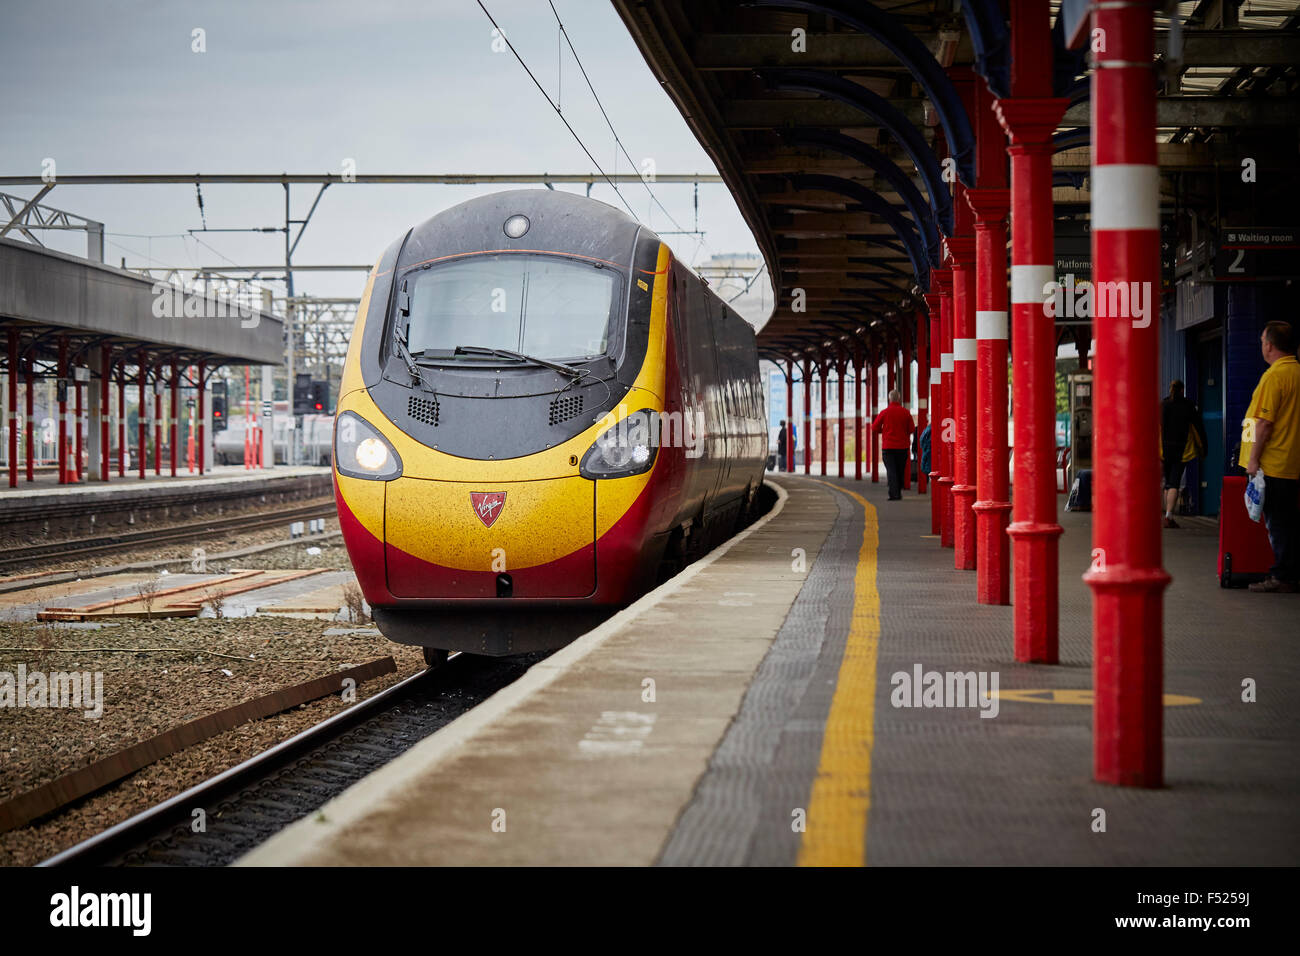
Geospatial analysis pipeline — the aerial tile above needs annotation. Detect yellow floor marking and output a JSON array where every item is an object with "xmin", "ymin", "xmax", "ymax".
[
  {"xmin": 798, "ymin": 480, "xmax": 880, "ymax": 867},
  {"xmin": 990, "ymin": 689, "xmax": 1201, "ymax": 707}
]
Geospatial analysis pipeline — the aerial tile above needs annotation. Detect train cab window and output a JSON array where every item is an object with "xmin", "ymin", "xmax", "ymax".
[{"xmin": 401, "ymin": 254, "xmax": 621, "ymax": 362}]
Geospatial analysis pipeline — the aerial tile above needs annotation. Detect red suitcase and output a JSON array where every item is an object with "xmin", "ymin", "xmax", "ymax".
[{"xmin": 1218, "ymin": 475, "xmax": 1276, "ymax": 587}]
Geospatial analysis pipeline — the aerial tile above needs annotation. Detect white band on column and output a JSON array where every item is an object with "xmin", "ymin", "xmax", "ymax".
[
  {"xmin": 917, "ymin": 399, "xmax": 928, "ymax": 410},
  {"xmin": 976, "ymin": 311, "xmax": 1008, "ymax": 340},
  {"xmin": 953, "ymin": 338, "xmax": 977, "ymax": 362},
  {"xmin": 929, "ymin": 368, "xmax": 940, "ymax": 386},
  {"xmin": 1011, "ymin": 264, "xmax": 1055, "ymax": 305},
  {"xmin": 941, "ymin": 353, "xmax": 954, "ymax": 373},
  {"xmin": 1090, "ymin": 164, "xmax": 1159, "ymax": 230}
]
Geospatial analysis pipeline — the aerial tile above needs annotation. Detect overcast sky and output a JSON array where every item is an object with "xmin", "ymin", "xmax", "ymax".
[{"xmin": 1, "ymin": 0, "xmax": 764, "ymax": 309}]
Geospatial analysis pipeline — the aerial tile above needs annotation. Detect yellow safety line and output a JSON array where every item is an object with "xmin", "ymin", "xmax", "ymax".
[{"xmin": 797, "ymin": 480, "xmax": 881, "ymax": 867}]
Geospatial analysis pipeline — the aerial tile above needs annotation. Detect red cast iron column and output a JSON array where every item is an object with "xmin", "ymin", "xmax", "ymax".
[
  {"xmin": 57, "ymin": 336, "xmax": 68, "ymax": 484},
  {"xmin": 795, "ymin": 356, "xmax": 806, "ymax": 476},
  {"xmin": 137, "ymin": 352, "xmax": 147, "ymax": 480},
  {"xmin": 946, "ymin": 225, "xmax": 977, "ymax": 569},
  {"xmin": 869, "ymin": 346, "xmax": 879, "ymax": 483},
  {"xmin": 101, "ymin": 346, "xmax": 111, "ymax": 482},
  {"xmin": 923, "ymin": 290, "xmax": 945, "ymax": 533},
  {"xmin": 997, "ymin": 0, "xmax": 1069, "ymax": 663},
  {"xmin": 117, "ymin": 371, "xmax": 125, "ymax": 478},
  {"xmin": 6, "ymin": 330, "xmax": 17, "ymax": 488},
  {"xmin": 75, "ymin": 361, "xmax": 84, "ymax": 481},
  {"xmin": 914, "ymin": 306, "xmax": 929, "ymax": 495},
  {"xmin": 1083, "ymin": 0, "xmax": 1168, "ymax": 787},
  {"xmin": 836, "ymin": 355, "xmax": 846, "ymax": 477},
  {"xmin": 937, "ymin": 271, "xmax": 955, "ymax": 546},
  {"xmin": 901, "ymin": 321, "xmax": 913, "ymax": 491},
  {"xmin": 968, "ymin": 78, "xmax": 1012, "ymax": 604},
  {"xmin": 169, "ymin": 361, "xmax": 179, "ymax": 477},
  {"xmin": 854, "ymin": 346, "xmax": 864, "ymax": 480},
  {"xmin": 786, "ymin": 359, "xmax": 796, "ymax": 472},
  {"xmin": 25, "ymin": 357, "xmax": 34, "ymax": 482},
  {"xmin": 819, "ymin": 360, "xmax": 828, "ymax": 477},
  {"xmin": 197, "ymin": 363, "xmax": 207, "ymax": 475}
]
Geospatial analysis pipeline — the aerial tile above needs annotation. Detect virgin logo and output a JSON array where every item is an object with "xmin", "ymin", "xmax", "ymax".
[{"xmin": 470, "ymin": 491, "xmax": 506, "ymax": 528}]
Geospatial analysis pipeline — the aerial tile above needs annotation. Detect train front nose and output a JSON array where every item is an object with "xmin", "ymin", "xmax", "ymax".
[{"xmin": 383, "ymin": 477, "xmax": 596, "ymax": 598}]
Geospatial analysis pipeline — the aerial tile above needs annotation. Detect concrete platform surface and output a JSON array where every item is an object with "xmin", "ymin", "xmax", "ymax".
[
  {"xmin": 238, "ymin": 474, "xmax": 1299, "ymax": 867},
  {"xmin": 0, "ymin": 465, "xmax": 330, "ymax": 501}
]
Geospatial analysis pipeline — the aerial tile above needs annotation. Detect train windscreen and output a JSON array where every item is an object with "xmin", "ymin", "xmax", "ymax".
[{"xmin": 402, "ymin": 254, "xmax": 619, "ymax": 362}]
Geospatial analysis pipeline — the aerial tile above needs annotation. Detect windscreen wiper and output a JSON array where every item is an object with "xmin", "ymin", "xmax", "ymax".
[
  {"xmin": 392, "ymin": 325, "xmax": 422, "ymax": 384},
  {"xmin": 440, "ymin": 345, "xmax": 587, "ymax": 379}
]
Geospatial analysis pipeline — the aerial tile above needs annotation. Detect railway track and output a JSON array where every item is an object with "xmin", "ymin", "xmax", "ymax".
[
  {"xmin": 40, "ymin": 650, "xmax": 548, "ymax": 866},
  {"xmin": 0, "ymin": 500, "xmax": 337, "ymax": 571}
]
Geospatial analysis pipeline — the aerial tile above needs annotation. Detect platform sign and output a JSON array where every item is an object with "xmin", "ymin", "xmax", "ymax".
[
  {"xmin": 767, "ymin": 368, "xmax": 786, "ymax": 430},
  {"xmin": 1055, "ymin": 219, "xmax": 1091, "ymax": 280},
  {"xmin": 1214, "ymin": 227, "xmax": 1299, "ymax": 280},
  {"xmin": 261, "ymin": 400, "xmax": 272, "ymax": 418}
]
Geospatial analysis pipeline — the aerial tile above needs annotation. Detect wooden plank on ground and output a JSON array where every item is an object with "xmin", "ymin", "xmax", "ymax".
[{"xmin": 37, "ymin": 569, "xmax": 328, "ymax": 621}]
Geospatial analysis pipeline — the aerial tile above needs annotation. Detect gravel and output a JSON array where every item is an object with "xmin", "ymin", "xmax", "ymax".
[{"xmin": 0, "ymin": 615, "xmax": 425, "ymax": 865}]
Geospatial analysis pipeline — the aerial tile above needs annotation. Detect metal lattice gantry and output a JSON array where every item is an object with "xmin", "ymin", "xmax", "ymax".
[{"xmin": 0, "ymin": 190, "xmax": 104, "ymax": 261}]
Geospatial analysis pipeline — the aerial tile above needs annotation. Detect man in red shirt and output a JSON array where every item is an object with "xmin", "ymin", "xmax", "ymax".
[{"xmin": 872, "ymin": 389, "xmax": 915, "ymax": 500}]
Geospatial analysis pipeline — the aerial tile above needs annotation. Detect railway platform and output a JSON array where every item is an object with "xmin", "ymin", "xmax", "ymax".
[
  {"xmin": 241, "ymin": 474, "xmax": 1298, "ymax": 867},
  {"xmin": 0, "ymin": 466, "xmax": 332, "ymax": 544},
  {"xmin": 0, "ymin": 464, "xmax": 330, "ymax": 499}
]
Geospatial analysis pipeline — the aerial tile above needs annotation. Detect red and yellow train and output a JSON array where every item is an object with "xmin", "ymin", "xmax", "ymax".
[{"xmin": 333, "ymin": 190, "xmax": 766, "ymax": 661}]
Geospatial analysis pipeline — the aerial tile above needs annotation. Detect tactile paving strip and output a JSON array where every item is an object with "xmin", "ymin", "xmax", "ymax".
[{"xmin": 658, "ymin": 486, "xmax": 859, "ymax": 865}]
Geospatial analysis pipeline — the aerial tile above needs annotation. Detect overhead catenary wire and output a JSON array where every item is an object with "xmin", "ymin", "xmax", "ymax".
[
  {"xmin": 475, "ymin": 0, "xmax": 639, "ymax": 219},
  {"xmin": 545, "ymin": 0, "xmax": 707, "ymax": 254}
]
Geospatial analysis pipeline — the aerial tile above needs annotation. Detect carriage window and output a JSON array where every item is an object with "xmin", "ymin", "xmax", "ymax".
[{"xmin": 402, "ymin": 254, "xmax": 619, "ymax": 361}]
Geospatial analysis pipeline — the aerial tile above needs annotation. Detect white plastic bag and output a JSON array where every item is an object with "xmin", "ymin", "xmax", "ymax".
[{"xmin": 1244, "ymin": 472, "xmax": 1266, "ymax": 523}]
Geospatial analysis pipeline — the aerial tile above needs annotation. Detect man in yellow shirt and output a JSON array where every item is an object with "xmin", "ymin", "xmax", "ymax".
[{"xmin": 1240, "ymin": 321, "xmax": 1300, "ymax": 593}]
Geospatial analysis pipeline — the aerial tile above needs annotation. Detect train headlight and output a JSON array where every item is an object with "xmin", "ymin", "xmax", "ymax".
[
  {"xmin": 335, "ymin": 411, "xmax": 403, "ymax": 481},
  {"xmin": 355, "ymin": 438, "xmax": 389, "ymax": 471},
  {"xmin": 580, "ymin": 408, "xmax": 658, "ymax": 479}
]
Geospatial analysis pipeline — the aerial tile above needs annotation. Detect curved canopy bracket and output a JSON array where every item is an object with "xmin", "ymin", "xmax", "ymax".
[
  {"xmin": 780, "ymin": 127, "xmax": 949, "ymax": 254},
  {"xmin": 764, "ymin": 69, "xmax": 956, "ymax": 229},
  {"xmin": 750, "ymin": 0, "xmax": 976, "ymax": 184}
]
